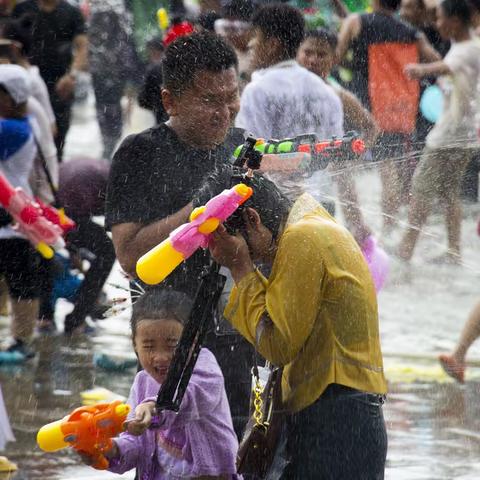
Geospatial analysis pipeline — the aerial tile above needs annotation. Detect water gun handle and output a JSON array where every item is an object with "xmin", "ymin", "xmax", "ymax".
[{"xmin": 136, "ymin": 237, "xmax": 185, "ymax": 286}]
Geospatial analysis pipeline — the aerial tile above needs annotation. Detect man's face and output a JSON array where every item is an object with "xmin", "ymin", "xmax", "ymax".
[
  {"xmin": 166, "ymin": 67, "xmax": 240, "ymax": 149},
  {"xmin": 400, "ymin": 0, "xmax": 424, "ymax": 25},
  {"xmin": 297, "ymin": 37, "xmax": 334, "ymax": 80},
  {"xmin": 436, "ymin": 6, "xmax": 458, "ymax": 40}
]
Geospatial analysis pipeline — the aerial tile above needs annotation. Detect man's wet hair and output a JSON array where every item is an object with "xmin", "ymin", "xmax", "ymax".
[
  {"xmin": 441, "ymin": 0, "xmax": 472, "ymax": 24},
  {"xmin": 304, "ymin": 28, "xmax": 338, "ymax": 50},
  {"xmin": 379, "ymin": 0, "xmax": 402, "ymax": 10},
  {"xmin": 131, "ymin": 289, "xmax": 193, "ymax": 340},
  {"xmin": 252, "ymin": 4, "xmax": 305, "ymax": 59},
  {"xmin": 162, "ymin": 32, "xmax": 238, "ymax": 95}
]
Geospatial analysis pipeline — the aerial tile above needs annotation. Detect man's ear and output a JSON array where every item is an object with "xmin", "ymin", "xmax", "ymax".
[
  {"xmin": 244, "ymin": 207, "xmax": 262, "ymax": 228},
  {"xmin": 161, "ymin": 88, "xmax": 178, "ymax": 116}
]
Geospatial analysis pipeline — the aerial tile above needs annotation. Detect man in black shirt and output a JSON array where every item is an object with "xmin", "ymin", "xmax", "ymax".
[
  {"xmin": 13, "ymin": 0, "xmax": 88, "ymax": 159},
  {"xmin": 105, "ymin": 32, "xmax": 250, "ymax": 436}
]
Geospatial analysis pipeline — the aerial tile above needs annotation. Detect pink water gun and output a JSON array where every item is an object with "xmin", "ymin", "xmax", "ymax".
[
  {"xmin": 0, "ymin": 171, "xmax": 66, "ymax": 259},
  {"xmin": 136, "ymin": 183, "xmax": 253, "ymax": 285}
]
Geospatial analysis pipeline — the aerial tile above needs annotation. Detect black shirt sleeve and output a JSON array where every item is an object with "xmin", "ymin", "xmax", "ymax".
[
  {"xmin": 70, "ymin": 3, "xmax": 87, "ymax": 37},
  {"xmin": 105, "ymin": 134, "xmax": 150, "ymax": 229}
]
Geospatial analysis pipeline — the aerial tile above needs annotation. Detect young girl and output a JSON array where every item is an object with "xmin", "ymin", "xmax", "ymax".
[{"xmin": 87, "ymin": 289, "xmax": 240, "ymax": 479}]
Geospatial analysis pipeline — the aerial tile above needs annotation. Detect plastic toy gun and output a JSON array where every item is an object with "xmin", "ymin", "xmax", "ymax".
[
  {"xmin": 0, "ymin": 172, "xmax": 75, "ymax": 259},
  {"xmin": 136, "ymin": 183, "xmax": 253, "ymax": 285},
  {"xmin": 232, "ymin": 131, "xmax": 366, "ymax": 173},
  {"xmin": 37, "ymin": 400, "xmax": 130, "ymax": 470}
]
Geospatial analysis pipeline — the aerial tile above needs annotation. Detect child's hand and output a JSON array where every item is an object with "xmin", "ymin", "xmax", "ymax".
[
  {"xmin": 125, "ymin": 401, "xmax": 156, "ymax": 436},
  {"xmin": 404, "ymin": 64, "xmax": 424, "ymax": 80}
]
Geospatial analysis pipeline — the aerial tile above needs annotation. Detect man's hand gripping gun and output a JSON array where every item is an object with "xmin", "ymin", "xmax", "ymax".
[
  {"xmin": 136, "ymin": 183, "xmax": 253, "ymax": 285},
  {"xmin": 36, "ymin": 401, "xmax": 130, "ymax": 470},
  {"xmin": 0, "ymin": 171, "xmax": 75, "ymax": 259}
]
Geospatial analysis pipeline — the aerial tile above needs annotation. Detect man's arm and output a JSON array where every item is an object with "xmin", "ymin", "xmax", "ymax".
[
  {"xmin": 111, "ymin": 203, "xmax": 192, "ymax": 277},
  {"xmin": 339, "ymin": 88, "xmax": 379, "ymax": 148},
  {"xmin": 417, "ymin": 33, "xmax": 441, "ymax": 63},
  {"xmin": 405, "ymin": 61, "xmax": 451, "ymax": 80},
  {"xmin": 336, "ymin": 14, "xmax": 361, "ymax": 62},
  {"xmin": 71, "ymin": 34, "xmax": 89, "ymax": 72}
]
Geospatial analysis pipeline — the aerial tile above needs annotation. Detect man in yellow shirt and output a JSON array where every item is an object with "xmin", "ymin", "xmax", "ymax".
[{"xmin": 210, "ymin": 182, "xmax": 388, "ymax": 479}]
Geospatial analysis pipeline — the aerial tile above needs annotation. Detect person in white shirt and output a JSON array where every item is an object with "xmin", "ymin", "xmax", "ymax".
[
  {"xmin": 398, "ymin": 0, "xmax": 480, "ymax": 263},
  {"xmin": 235, "ymin": 4, "xmax": 343, "ymax": 205}
]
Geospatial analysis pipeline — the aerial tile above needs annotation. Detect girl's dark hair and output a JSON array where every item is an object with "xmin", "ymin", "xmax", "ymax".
[
  {"xmin": 440, "ymin": 0, "xmax": 472, "ymax": 24},
  {"xmin": 131, "ymin": 289, "xmax": 193, "ymax": 339},
  {"xmin": 304, "ymin": 28, "xmax": 338, "ymax": 50},
  {"xmin": 3, "ymin": 16, "xmax": 34, "ymax": 57}
]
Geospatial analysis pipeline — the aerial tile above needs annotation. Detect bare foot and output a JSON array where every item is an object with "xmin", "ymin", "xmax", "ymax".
[
  {"xmin": 439, "ymin": 354, "xmax": 465, "ymax": 383},
  {"xmin": 429, "ymin": 252, "xmax": 461, "ymax": 265}
]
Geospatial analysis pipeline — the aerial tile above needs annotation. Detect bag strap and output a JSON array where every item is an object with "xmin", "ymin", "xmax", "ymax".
[{"xmin": 33, "ymin": 136, "xmax": 60, "ymax": 207}]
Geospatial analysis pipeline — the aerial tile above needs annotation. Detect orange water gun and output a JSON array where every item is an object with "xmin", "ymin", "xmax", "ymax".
[{"xmin": 36, "ymin": 400, "xmax": 130, "ymax": 469}]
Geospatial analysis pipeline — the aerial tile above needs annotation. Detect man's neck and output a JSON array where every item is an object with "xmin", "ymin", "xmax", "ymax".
[
  {"xmin": 263, "ymin": 55, "xmax": 294, "ymax": 69},
  {"xmin": 452, "ymin": 29, "xmax": 471, "ymax": 43},
  {"xmin": 38, "ymin": 0, "xmax": 60, "ymax": 13}
]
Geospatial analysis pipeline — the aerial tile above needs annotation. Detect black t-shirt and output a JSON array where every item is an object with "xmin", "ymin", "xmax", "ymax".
[
  {"xmin": 105, "ymin": 123, "xmax": 244, "ymax": 296},
  {"xmin": 350, "ymin": 13, "xmax": 419, "ymax": 109},
  {"xmin": 13, "ymin": 0, "xmax": 86, "ymax": 88}
]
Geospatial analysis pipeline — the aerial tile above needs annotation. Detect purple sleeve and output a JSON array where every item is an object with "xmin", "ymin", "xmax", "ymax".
[
  {"xmin": 107, "ymin": 372, "xmax": 147, "ymax": 473},
  {"xmin": 107, "ymin": 434, "xmax": 142, "ymax": 474},
  {"xmin": 145, "ymin": 349, "xmax": 225, "ymax": 430}
]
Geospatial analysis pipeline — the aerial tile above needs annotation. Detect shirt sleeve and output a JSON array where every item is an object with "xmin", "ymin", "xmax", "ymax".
[
  {"xmin": 107, "ymin": 373, "xmax": 144, "ymax": 474},
  {"xmin": 443, "ymin": 44, "xmax": 470, "ymax": 75},
  {"xmin": 104, "ymin": 134, "xmax": 150, "ymax": 229},
  {"xmin": 71, "ymin": 4, "xmax": 87, "ymax": 37},
  {"xmin": 224, "ymin": 224, "xmax": 325, "ymax": 366}
]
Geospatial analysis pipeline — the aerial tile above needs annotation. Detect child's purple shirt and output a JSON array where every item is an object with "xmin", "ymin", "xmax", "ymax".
[{"xmin": 108, "ymin": 348, "xmax": 241, "ymax": 479}]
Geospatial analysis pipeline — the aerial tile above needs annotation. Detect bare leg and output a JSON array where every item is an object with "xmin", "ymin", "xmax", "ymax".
[
  {"xmin": 336, "ymin": 169, "xmax": 372, "ymax": 244},
  {"xmin": 380, "ymin": 159, "xmax": 400, "ymax": 233},
  {"xmin": 11, "ymin": 298, "xmax": 39, "ymax": 342},
  {"xmin": 452, "ymin": 301, "xmax": 480, "ymax": 363},
  {"xmin": 445, "ymin": 197, "xmax": 463, "ymax": 261},
  {"xmin": 0, "ymin": 277, "xmax": 9, "ymax": 317},
  {"xmin": 439, "ymin": 300, "xmax": 480, "ymax": 383},
  {"xmin": 397, "ymin": 193, "xmax": 431, "ymax": 261}
]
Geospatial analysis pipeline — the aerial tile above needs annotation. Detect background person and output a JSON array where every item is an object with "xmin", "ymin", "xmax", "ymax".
[{"xmin": 12, "ymin": 0, "xmax": 88, "ymax": 160}]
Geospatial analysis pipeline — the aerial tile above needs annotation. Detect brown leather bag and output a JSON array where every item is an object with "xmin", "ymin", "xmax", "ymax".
[{"xmin": 236, "ymin": 364, "xmax": 284, "ymax": 477}]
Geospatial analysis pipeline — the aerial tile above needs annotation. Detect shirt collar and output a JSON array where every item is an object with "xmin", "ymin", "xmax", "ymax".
[{"xmin": 252, "ymin": 60, "xmax": 298, "ymax": 79}]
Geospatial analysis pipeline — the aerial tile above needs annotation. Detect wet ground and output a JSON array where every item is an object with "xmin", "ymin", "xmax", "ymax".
[{"xmin": 1, "ymin": 91, "xmax": 480, "ymax": 479}]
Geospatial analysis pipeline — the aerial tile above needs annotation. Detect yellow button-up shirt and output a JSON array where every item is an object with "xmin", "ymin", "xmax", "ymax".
[{"xmin": 224, "ymin": 194, "xmax": 387, "ymax": 413}]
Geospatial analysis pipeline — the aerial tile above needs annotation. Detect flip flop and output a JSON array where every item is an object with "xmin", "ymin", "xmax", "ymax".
[
  {"xmin": 0, "ymin": 456, "xmax": 18, "ymax": 473},
  {"xmin": 439, "ymin": 354, "xmax": 465, "ymax": 383}
]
